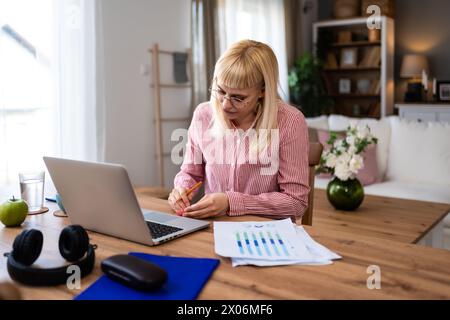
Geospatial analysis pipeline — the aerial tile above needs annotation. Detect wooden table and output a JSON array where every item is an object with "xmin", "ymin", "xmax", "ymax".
[
  {"xmin": 313, "ymin": 189, "xmax": 450, "ymax": 244},
  {"xmin": 1, "ymin": 192, "xmax": 450, "ymax": 300}
]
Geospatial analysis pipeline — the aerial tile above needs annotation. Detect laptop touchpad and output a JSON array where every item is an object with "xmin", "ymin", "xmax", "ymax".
[{"xmin": 143, "ymin": 211, "xmax": 175, "ymax": 223}]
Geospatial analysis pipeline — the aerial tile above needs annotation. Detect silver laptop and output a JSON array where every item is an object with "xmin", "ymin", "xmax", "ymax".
[{"xmin": 43, "ymin": 157, "xmax": 209, "ymax": 246}]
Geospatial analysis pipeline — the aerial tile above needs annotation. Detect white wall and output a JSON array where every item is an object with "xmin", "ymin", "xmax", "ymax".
[{"xmin": 100, "ymin": 0, "xmax": 191, "ymax": 187}]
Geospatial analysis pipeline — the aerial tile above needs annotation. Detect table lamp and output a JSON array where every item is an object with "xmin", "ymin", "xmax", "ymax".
[{"xmin": 400, "ymin": 54, "xmax": 429, "ymax": 102}]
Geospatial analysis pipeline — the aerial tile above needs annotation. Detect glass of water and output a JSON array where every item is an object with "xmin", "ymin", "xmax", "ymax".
[{"xmin": 19, "ymin": 171, "xmax": 45, "ymax": 214}]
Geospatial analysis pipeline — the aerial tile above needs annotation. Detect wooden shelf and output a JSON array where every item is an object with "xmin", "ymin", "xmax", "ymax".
[
  {"xmin": 323, "ymin": 67, "xmax": 380, "ymax": 72},
  {"xmin": 327, "ymin": 94, "xmax": 380, "ymax": 99},
  {"xmin": 331, "ymin": 41, "xmax": 381, "ymax": 48}
]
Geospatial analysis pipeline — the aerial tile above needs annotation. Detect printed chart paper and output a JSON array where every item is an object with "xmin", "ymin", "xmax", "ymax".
[
  {"xmin": 231, "ymin": 226, "xmax": 342, "ymax": 267},
  {"xmin": 214, "ymin": 219, "xmax": 314, "ymax": 261}
]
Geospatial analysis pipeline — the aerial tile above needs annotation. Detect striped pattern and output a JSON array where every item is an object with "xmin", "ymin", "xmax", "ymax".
[{"xmin": 174, "ymin": 101, "xmax": 310, "ymax": 221}]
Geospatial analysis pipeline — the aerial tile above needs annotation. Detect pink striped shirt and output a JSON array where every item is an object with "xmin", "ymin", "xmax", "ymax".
[{"xmin": 174, "ymin": 101, "xmax": 310, "ymax": 221}]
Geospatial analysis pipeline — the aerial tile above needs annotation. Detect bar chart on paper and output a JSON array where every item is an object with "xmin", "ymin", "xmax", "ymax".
[
  {"xmin": 235, "ymin": 231, "xmax": 290, "ymax": 258},
  {"xmin": 215, "ymin": 219, "xmax": 313, "ymax": 260}
]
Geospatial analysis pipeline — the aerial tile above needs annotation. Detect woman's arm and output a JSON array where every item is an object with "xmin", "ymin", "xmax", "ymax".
[{"xmin": 225, "ymin": 115, "xmax": 310, "ymax": 221}]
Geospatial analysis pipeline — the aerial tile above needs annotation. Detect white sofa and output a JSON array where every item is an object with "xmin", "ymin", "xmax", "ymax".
[{"xmin": 306, "ymin": 115, "xmax": 450, "ymax": 250}]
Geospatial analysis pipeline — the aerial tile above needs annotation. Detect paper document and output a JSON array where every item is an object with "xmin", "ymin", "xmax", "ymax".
[
  {"xmin": 214, "ymin": 219, "xmax": 314, "ymax": 261},
  {"xmin": 213, "ymin": 219, "xmax": 342, "ymax": 267}
]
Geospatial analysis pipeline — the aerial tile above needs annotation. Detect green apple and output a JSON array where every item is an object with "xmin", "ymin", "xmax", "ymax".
[{"xmin": 0, "ymin": 196, "xmax": 28, "ymax": 227}]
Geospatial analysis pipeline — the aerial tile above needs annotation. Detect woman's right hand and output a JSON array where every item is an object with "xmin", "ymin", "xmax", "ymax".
[{"xmin": 168, "ymin": 188, "xmax": 194, "ymax": 214}]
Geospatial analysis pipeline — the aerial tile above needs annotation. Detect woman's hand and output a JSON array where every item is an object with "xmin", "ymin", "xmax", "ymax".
[
  {"xmin": 182, "ymin": 193, "xmax": 229, "ymax": 219},
  {"xmin": 168, "ymin": 188, "xmax": 194, "ymax": 214}
]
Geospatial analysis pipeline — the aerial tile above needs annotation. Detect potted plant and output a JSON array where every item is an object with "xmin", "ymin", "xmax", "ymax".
[
  {"xmin": 288, "ymin": 53, "xmax": 334, "ymax": 118},
  {"xmin": 317, "ymin": 124, "xmax": 378, "ymax": 211}
]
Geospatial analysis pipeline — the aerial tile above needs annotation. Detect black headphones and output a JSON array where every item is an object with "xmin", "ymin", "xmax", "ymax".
[{"xmin": 3, "ymin": 225, "xmax": 97, "ymax": 286}]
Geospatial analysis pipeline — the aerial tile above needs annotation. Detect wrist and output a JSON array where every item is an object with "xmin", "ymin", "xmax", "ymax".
[{"xmin": 222, "ymin": 193, "xmax": 230, "ymax": 215}]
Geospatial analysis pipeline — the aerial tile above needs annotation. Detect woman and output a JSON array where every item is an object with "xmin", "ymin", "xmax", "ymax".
[{"xmin": 168, "ymin": 40, "xmax": 310, "ymax": 221}]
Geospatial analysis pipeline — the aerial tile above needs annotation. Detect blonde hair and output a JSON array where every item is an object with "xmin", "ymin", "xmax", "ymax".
[{"xmin": 210, "ymin": 40, "xmax": 281, "ymax": 150}]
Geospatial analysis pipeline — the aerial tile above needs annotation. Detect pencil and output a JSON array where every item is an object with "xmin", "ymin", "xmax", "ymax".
[
  {"xmin": 186, "ymin": 181, "xmax": 203, "ymax": 196},
  {"xmin": 175, "ymin": 181, "xmax": 202, "ymax": 210},
  {"xmin": 176, "ymin": 181, "xmax": 202, "ymax": 214},
  {"xmin": 176, "ymin": 181, "xmax": 202, "ymax": 215}
]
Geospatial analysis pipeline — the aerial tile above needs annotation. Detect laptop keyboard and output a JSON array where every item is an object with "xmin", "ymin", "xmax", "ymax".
[{"xmin": 146, "ymin": 221, "xmax": 183, "ymax": 239}]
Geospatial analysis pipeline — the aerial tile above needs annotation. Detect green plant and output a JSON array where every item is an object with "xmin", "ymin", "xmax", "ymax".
[{"xmin": 288, "ymin": 53, "xmax": 334, "ymax": 118}]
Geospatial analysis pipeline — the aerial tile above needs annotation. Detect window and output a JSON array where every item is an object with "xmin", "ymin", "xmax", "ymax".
[
  {"xmin": 217, "ymin": 0, "xmax": 289, "ymax": 100},
  {"xmin": 0, "ymin": 0, "xmax": 57, "ymax": 185},
  {"xmin": 0, "ymin": 0, "xmax": 103, "ymax": 188}
]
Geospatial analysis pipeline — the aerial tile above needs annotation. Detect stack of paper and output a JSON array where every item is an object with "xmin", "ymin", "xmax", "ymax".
[{"xmin": 213, "ymin": 219, "xmax": 341, "ymax": 267}]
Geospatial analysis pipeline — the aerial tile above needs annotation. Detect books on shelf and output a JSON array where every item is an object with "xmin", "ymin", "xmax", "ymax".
[
  {"xmin": 359, "ymin": 47, "xmax": 381, "ymax": 68},
  {"xmin": 370, "ymin": 79, "xmax": 381, "ymax": 95},
  {"xmin": 325, "ymin": 53, "xmax": 338, "ymax": 69},
  {"xmin": 337, "ymin": 31, "xmax": 352, "ymax": 43},
  {"xmin": 368, "ymin": 102, "xmax": 381, "ymax": 118},
  {"xmin": 322, "ymin": 73, "xmax": 334, "ymax": 94}
]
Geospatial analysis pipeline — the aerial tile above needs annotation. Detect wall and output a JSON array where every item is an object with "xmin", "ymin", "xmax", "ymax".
[
  {"xmin": 100, "ymin": 0, "xmax": 191, "ymax": 187},
  {"xmin": 318, "ymin": 0, "xmax": 450, "ymax": 101},
  {"xmin": 394, "ymin": 0, "xmax": 450, "ymax": 79},
  {"xmin": 318, "ymin": 0, "xmax": 333, "ymax": 21},
  {"xmin": 394, "ymin": 0, "xmax": 450, "ymax": 100}
]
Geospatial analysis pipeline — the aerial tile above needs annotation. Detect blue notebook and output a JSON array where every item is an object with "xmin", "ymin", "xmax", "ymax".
[{"xmin": 75, "ymin": 252, "xmax": 220, "ymax": 300}]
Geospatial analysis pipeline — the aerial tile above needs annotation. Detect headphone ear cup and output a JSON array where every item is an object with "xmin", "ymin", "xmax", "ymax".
[
  {"xmin": 59, "ymin": 225, "xmax": 89, "ymax": 262},
  {"xmin": 12, "ymin": 229, "xmax": 43, "ymax": 266}
]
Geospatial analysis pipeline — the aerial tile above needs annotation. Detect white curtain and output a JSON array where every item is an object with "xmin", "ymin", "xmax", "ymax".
[
  {"xmin": 53, "ymin": 0, "xmax": 105, "ymax": 162},
  {"xmin": 0, "ymin": 0, "xmax": 104, "ymax": 190},
  {"xmin": 217, "ymin": 0, "xmax": 289, "ymax": 100},
  {"xmin": 0, "ymin": 0, "xmax": 55, "ymax": 187}
]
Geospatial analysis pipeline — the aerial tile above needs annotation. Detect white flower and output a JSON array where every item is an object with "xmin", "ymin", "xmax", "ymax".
[
  {"xmin": 356, "ymin": 125, "xmax": 371, "ymax": 140},
  {"xmin": 348, "ymin": 145, "xmax": 357, "ymax": 155},
  {"xmin": 349, "ymin": 154, "xmax": 364, "ymax": 173},
  {"xmin": 318, "ymin": 124, "xmax": 377, "ymax": 179},
  {"xmin": 346, "ymin": 135, "xmax": 356, "ymax": 147},
  {"xmin": 337, "ymin": 151, "xmax": 351, "ymax": 165},
  {"xmin": 325, "ymin": 153, "xmax": 338, "ymax": 168},
  {"xmin": 333, "ymin": 139, "xmax": 343, "ymax": 149},
  {"xmin": 334, "ymin": 140, "xmax": 347, "ymax": 154},
  {"xmin": 334, "ymin": 162, "xmax": 353, "ymax": 181}
]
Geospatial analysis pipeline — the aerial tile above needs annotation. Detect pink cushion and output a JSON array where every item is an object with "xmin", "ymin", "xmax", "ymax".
[{"xmin": 317, "ymin": 129, "xmax": 380, "ymax": 186}]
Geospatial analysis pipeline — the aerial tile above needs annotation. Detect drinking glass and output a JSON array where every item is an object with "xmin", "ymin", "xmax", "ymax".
[{"xmin": 19, "ymin": 171, "xmax": 45, "ymax": 214}]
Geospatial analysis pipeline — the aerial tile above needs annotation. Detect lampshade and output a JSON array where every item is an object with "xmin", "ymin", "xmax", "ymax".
[{"xmin": 400, "ymin": 54, "xmax": 429, "ymax": 79}]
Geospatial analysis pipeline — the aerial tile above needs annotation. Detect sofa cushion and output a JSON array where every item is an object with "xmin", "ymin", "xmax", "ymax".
[
  {"xmin": 387, "ymin": 118, "xmax": 450, "ymax": 187},
  {"xmin": 305, "ymin": 115, "xmax": 329, "ymax": 131},
  {"xmin": 327, "ymin": 115, "xmax": 391, "ymax": 181}
]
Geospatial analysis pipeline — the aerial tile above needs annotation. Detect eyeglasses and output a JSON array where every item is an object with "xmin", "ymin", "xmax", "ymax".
[{"xmin": 210, "ymin": 88, "xmax": 248, "ymax": 108}]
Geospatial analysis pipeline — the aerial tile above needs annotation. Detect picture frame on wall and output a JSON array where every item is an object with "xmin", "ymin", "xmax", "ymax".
[
  {"xmin": 437, "ymin": 81, "xmax": 450, "ymax": 101},
  {"xmin": 340, "ymin": 48, "xmax": 358, "ymax": 68},
  {"xmin": 339, "ymin": 79, "xmax": 352, "ymax": 94}
]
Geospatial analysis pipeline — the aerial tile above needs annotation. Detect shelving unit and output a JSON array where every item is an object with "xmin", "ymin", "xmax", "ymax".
[
  {"xmin": 313, "ymin": 17, "xmax": 395, "ymax": 118},
  {"xmin": 331, "ymin": 40, "xmax": 381, "ymax": 48}
]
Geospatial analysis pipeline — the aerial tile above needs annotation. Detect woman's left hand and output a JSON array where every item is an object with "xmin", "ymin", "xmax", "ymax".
[{"xmin": 182, "ymin": 193, "xmax": 229, "ymax": 219}]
